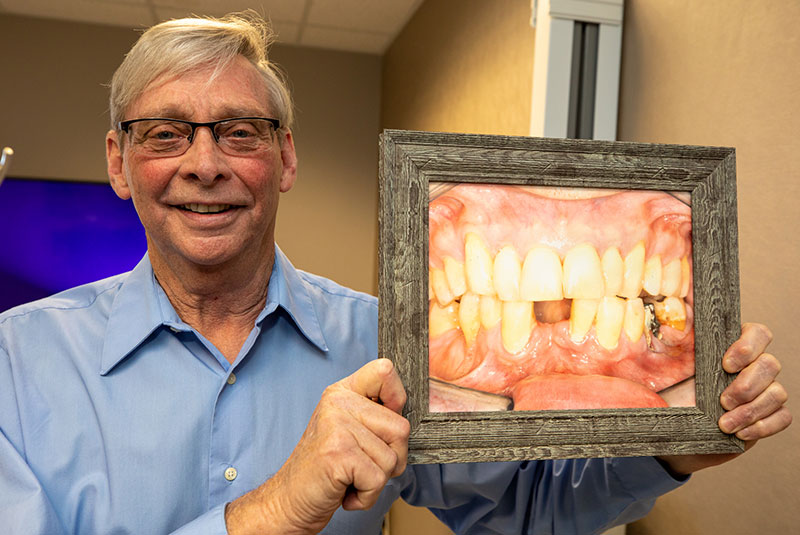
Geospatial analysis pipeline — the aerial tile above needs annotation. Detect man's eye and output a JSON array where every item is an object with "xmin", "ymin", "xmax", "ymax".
[
  {"xmin": 153, "ymin": 130, "xmax": 177, "ymax": 140},
  {"xmin": 136, "ymin": 122, "xmax": 189, "ymax": 143},
  {"xmin": 219, "ymin": 122, "xmax": 258, "ymax": 139},
  {"xmin": 147, "ymin": 128, "xmax": 181, "ymax": 141}
]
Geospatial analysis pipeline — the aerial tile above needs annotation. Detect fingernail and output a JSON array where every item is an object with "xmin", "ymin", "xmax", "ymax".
[
  {"xmin": 720, "ymin": 393, "xmax": 734, "ymax": 410},
  {"xmin": 737, "ymin": 428, "xmax": 754, "ymax": 441},
  {"xmin": 719, "ymin": 415, "xmax": 735, "ymax": 434}
]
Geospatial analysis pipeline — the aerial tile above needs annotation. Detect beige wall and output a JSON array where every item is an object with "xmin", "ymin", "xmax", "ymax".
[
  {"xmin": 269, "ymin": 45, "xmax": 381, "ymax": 295},
  {"xmin": 382, "ymin": 0, "xmax": 535, "ymax": 135},
  {"xmin": 619, "ymin": 1, "xmax": 800, "ymax": 533},
  {"xmin": 0, "ymin": 14, "xmax": 381, "ymax": 295},
  {"xmin": 0, "ymin": 15, "xmax": 138, "ymax": 182}
]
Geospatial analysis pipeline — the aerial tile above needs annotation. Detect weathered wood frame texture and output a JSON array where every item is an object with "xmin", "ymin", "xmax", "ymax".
[{"xmin": 378, "ymin": 129, "xmax": 743, "ymax": 464}]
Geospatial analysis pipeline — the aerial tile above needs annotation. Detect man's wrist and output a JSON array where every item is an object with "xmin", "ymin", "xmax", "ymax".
[
  {"xmin": 224, "ymin": 489, "xmax": 274, "ymax": 535},
  {"xmin": 224, "ymin": 478, "xmax": 312, "ymax": 535}
]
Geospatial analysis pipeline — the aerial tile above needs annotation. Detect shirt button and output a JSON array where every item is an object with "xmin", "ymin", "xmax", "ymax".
[
  {"xmin": 227, "ymin": 373, "xmax": 237, "ymax": 385},
  {"xmin": 224, "ymin": 467, "xmax": 238, "ymax": 481}
]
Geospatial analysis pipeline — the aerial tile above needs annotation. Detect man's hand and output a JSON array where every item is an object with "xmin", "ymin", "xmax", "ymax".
[
  {"xmin": 658, "ymin": 322, "xmax": 791, "ymax": 475},
  {"xmin": 225, "ymin": 358, "xmax": 410, "ymax": 534}
]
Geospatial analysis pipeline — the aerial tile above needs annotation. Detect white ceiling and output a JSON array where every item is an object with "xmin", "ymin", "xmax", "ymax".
[{"xmin": 0, "ymin": 0, "xmax": 424, "ymax": 54}]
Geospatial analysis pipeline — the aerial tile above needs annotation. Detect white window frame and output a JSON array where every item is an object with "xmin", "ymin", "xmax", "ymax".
[{"xmin": 530, "ymin": 0, "xmax": 624, "ymax": 140}]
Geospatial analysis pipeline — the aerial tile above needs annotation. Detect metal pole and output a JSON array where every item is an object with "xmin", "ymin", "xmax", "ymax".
[{"xmin": 0, "ymin": 147, "xmax": 14, "ymax": 187}]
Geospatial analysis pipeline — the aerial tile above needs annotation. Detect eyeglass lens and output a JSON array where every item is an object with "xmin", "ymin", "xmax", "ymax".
[{"xmin": 128, "ymin": 118, "xmax": 277, "ymax": 156}]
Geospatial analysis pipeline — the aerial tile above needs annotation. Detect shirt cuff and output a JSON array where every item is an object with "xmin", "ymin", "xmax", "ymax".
[
  {"xmin": 611, "ymin": 456, "xmax": 690, "ymax": 499},
  {"xmin": 169, "ymin": 503, "xmax": 228, "ymax": 535}
]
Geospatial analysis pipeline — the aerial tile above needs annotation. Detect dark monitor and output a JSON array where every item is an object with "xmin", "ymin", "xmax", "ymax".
[{"xmin": 0, "ymin": 178, "xmax": 146, "ymax": 312}]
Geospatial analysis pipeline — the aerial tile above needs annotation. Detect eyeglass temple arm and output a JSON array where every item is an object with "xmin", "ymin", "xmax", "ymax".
[{"xmin": 0, "ymin": 147, "xmax": 14, "ymax": 188}]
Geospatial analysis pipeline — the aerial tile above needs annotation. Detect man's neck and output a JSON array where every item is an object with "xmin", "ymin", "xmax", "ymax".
[{"xmin": 150, "ymin": 247, "xmax": 275, "ymax": 364}]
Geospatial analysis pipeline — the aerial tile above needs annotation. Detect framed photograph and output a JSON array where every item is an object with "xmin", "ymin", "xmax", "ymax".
[{"xmin": 378, "ymin": 129, "xmax": 743, "ymax": 464}]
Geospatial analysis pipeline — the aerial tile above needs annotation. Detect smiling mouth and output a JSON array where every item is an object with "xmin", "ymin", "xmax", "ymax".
[{"xmin": 177, "ymin": 203, "xmax": 234, "ymax": 214}]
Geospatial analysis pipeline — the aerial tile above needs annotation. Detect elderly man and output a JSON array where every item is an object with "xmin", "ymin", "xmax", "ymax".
[{"xmin": 0, "ymin": 13, "xmax": 790, "ymax": 535}]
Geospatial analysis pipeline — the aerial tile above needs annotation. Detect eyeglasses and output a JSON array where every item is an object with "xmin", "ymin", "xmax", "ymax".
[{"xmin": 118, "ymin": 117, "xmax": 282, "ymax": 157}]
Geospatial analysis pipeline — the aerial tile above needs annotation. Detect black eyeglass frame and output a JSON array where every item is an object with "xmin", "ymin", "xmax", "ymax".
[{"xmin": 117, "ymin": 116, "xmax": 282, "ymax": 144}]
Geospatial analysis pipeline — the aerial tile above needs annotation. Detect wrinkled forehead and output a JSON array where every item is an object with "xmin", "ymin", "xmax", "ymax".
[{"xmin": 127, "ymin": 57, "xmax": 273, "ymax": 120}]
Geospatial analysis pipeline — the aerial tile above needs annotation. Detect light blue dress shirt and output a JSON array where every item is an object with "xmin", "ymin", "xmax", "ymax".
[{"xmin": 0, "ymin": 248, "xmax": 684, "ymax": 534}]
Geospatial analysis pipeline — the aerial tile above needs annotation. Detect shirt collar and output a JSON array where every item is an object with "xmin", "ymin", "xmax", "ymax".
[
  {"xmin": 260, "ymin": 246, "xmax": 329, "ymax": 353},
  {"xmin": 100, "ymin": 246, "xmax": 328, "ymax": 375}
]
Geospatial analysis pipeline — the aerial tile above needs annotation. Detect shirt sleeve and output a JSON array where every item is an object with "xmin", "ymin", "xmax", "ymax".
[
  {"xmin": 402, "ymin": 456, "xmax": 688, "ymax": 534},
  {"xmin": 0, "ymin": 345, "xmax": 67, "ymax": 535},
  {"xmin": 168, "ymin": 503, "xmax": 229, "ymax": 535}
]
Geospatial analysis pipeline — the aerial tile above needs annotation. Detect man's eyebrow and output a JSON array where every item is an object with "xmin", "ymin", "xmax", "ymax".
[
  {"xmin": 136, "ymin": 106, "xmax": 192, "ymax": 119},
  {"xmin": 134, "ymin": 106, "xmax": 270, "ymax": 120},
  {"xmin": 217, "ymin": 106, "xmax": 271, "ymax": 118}
]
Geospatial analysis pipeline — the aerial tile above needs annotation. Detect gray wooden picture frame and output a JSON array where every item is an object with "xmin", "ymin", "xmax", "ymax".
[{"xmin": 378, "ymin": 129, "xmax": 744, "ymax": 464}]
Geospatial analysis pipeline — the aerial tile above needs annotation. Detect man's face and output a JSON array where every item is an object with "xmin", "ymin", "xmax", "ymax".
[{"xmin": 106, "ymin": 56, "xmax": 297, "ymax": 271}]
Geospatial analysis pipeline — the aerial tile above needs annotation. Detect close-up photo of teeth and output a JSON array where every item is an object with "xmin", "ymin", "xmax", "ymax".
[{"xmin": 427, "ymin": 183, "xmax": 695, "ymax": 413}]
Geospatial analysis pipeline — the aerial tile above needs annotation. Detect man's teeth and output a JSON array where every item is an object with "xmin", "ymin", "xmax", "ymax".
[
  {"xmin": 680, "ymin": 256, "xmax": 691, "ymax": 298},
  {"xmin": 493, "ymin": 246, "xmax": 521, "ymax": 301},
  {"xmin": 595, "ymin": 296, "xmax": 626, "ymax": 350},
  {"xmin": 429, "ymin": 301, "xmax": 459, "ymax": 338},
  {"xmin": 430, "ymin": 238, "xmax": 691, "ymax": 354},
  {"xmin": 623, "ymin": 298, "xmax": 645, "ymax": 343},
  {"xmin": 643, "ymin": 254, "xmax": 662, "ymax": 296},
  {"xmin": 520, "ymin": 247, "xmax": 563, "ymax": 301},
  {"xmin": 569, "ymin": 298, "xmax": 598, "ymax": 342},
  {"xmin": 601, "ymin": 247, "xmax": 624, "ymax": 297},
  {"xmin": 653, "ymin": 296, "xmax": 687, "ymax": 332},
  {"xmin": 562, "ymin": 243, "xmax": 604, "ymax": 299},
  {"xmin": 661, "ymin": 258, "xmax": 682, "ymax": 297},
  {"xmin": 620, "ymin": 241, "xmax": 645, "ymax": 298},
  {"xmin": 464, "ymin": 233, "xmax": 494, "ymax": 295},
  {"xmin": 430, "ymin": 268, "xmax": 454, "ymax": 308},
  {"xmin": 501, "ymin": 300, "xmax": 533, "ymax": 354},
  {"xmin": 181, "ymin": 203, "xmax": 232, "ymax": 214},
  {"xmin": 479, "ymin": 294, "xmax": 502, "ymax": 330},
  {"xmin": 458, "ymin": 293, "xmax": 481, "ymax": 346},
  {"xmin": 443, "ymin": 257, "xmax": 467, "ymax": 298}
]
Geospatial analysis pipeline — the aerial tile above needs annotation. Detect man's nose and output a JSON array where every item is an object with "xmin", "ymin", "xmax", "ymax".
[{"xmin": 180, "ymin": 126, "xmax": 228, "ymax": 184}]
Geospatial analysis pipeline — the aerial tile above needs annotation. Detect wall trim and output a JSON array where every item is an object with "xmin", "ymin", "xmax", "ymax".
[
  {"xmin": 549, "ymin": 0, "xmax": 623, "ymax": 25},
  {"xmin": 530, "ymin": 0, "xmax": 624, "ymax": 140}
]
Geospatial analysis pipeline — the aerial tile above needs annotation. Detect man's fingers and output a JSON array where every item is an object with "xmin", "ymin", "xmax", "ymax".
[
  {"xmin": 720, "ymin": 352, "xmax": 782, "ymax": 410},
  {"xmin": 261, "ymin": 361, "xmax": 411, "ymax": 531},
  {"xmin": 348, "ymin": 400, "xmax": 409, "ymax": 478},
  {"xmin": 323, "ymin": 386, "xmax": 410, "ymax": 454},
  {"xmin": 723, "ymin": 322, "xmax": 773, "ymax": 373},
  {"xmin": 335, "ymin": 421, "xmax": 408, "ymax": 511},
  {"xmin": 338, "ymin": 445, "xmax": 396, "ymax": 511},
  {"xmin": 342, "ymin": 484, "xmax": 381, "ymax": 511},
  {"xmin": 732, "ymin": 406, "xmax": 793, "ymax": 441},
  {"xmin": 346, "ymin": 412, "xmax": 408, "ymax": 480},
  {"xmin": 719, "ymin": 381, "xmax": 789, "ymax": 434},
  {"xmin": 315, "ymin": 369, "xmax": 410, "ymax": 508},
  {"xmin": 344, "ymin": 358, "xmax": 407, "ymax": 413}
]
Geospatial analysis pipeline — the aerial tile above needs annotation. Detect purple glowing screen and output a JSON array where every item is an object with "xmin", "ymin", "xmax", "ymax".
[{"xmin": 0, "ymin": 178, "xmax": 147, "ymax": 312}]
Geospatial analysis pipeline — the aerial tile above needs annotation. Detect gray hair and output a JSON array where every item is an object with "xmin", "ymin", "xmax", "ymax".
[{"xmin": 109, "ymin": 11, "xmax": 293, "ymax": 131}]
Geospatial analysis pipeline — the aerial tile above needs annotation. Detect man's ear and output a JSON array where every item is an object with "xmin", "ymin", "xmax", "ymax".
[
  {"xmin": 106, "ymin": 130, "xmax": 131, "ymax": 200},
  {"xmin": 278, "ymin": 130, "xmax": 298, "ymax": 193}
]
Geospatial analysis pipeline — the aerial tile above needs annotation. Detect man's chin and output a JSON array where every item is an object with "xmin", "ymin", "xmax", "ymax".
[{"xmin": 149, "ymin": 236, "xmax": 264, "ymax": 271}]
